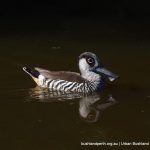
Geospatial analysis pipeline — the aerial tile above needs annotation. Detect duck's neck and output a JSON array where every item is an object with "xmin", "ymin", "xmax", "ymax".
[{"xmin": 81, "ymin": 71, "xmax": 101, "ymax": 83}]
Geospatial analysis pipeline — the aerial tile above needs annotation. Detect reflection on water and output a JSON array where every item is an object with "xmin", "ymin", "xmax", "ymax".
[
  {"xmin": 28, "ymin": 86, "xmax": 117, "ymax": 123},
  {"xmin": 28, "ymin": 86, "xmax": 84, "ymax": 101},
  {"xmin": 79, "ymin": 94, "xmax": 117, "ymax": 123}
]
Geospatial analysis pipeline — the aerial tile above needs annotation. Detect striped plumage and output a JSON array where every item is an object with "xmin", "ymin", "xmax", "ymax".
[
  {"xmin": 23, "ymin": 52, "xmax": 119, "ymax": 94},
  {"xmin": 41, "ymin": 79, "xmax": 100, "ymax": 93}
]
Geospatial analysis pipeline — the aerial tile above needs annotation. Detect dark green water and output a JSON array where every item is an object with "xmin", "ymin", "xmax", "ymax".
[{"xmin": 0, "ymin": 19, "xmax": 150, "ymax": 150}]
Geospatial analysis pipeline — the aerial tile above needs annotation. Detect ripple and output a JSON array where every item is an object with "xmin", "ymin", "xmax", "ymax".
[
  {"xmin": 26, "ymin": 86, "xmax": 118, "ymax": 123},
  {"xmin": 27, "ymin": 86, "xmax": 84, "ymax": 102}
]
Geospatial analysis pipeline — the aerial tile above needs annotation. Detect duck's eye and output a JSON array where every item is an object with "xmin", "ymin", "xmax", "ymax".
[{"xmin": 87, "ymin": 57, "xmax": 95, "ymax": 65}]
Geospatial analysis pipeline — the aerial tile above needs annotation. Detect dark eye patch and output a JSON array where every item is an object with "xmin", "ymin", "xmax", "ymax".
[
  {"xmin": 87, "ymin": 57, "xmax": 94, "ymax": 63},
  {"xmin": 86, "ymin": 57, "xmax": 95, "ymax": 67},
  {"xmin": 79, "ymin": 53, "xmax": 95, "ymax": 67}
]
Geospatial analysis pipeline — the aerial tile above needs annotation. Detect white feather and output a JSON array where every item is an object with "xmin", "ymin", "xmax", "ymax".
[{"xmin": 79, "ymin": 58, "xmax": 101, "ymax": 83}]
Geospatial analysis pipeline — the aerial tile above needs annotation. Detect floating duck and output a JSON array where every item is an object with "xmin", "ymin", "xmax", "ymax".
[{"xmin": 23, "ymin": 52, "xmax": 119, "ymax": 93}]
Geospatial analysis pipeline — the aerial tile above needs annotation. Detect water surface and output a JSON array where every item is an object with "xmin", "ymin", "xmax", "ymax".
[{"xmin": 0, "ymin": 19, "xmax": 150, "ymax": 150}]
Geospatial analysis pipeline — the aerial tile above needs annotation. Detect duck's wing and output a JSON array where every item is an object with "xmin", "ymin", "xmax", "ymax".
[{"xmin": 35, "ymin": 67, "xmax": 85, "ymax": 83}]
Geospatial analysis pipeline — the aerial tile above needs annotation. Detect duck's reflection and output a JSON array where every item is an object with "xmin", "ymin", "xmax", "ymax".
[
  {"xmin": 28, "ymin": 86, "xmax": 117, "ymax": 123},
  {"xmin": 28, "ymin": 86, "xmax": 83, "ymax": 101},
  {"xmin": 79, "ymin": 94, "xmax": 117, "ymax": 122}
]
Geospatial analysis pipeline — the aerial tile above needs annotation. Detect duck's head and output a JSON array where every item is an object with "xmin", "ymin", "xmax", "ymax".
[{"xmin": 79, "ymin": 52, "xmax": 119, "ymax": 82}]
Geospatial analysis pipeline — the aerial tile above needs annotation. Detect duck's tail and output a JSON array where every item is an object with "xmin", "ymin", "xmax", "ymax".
[
  {"xmin": 23, "ymin": 67, "xmax": 44, "ymax": 86},
  {"xmin": 23, "ymin": 67, "xmax": 40, "ymax": 78}
]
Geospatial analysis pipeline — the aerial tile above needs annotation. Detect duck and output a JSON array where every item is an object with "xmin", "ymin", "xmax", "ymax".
[{"xmin": 23, "ymin": 52, "xmax": 119, "ymax": 94}]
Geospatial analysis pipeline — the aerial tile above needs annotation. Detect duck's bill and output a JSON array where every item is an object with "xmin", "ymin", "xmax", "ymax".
[{"xmin": 96, "ymin": 67, "xmax": 119, "ymax": 82}]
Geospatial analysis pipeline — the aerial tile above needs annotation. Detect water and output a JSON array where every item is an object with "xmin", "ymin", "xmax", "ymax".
[{"xmin": 0, "ymin": 18, "xmax": 150, "ymax": 150}]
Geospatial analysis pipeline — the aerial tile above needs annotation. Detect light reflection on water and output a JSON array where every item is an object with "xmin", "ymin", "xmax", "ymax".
[
  {"xmin": 28, "ymin": 86, "xmax": 84, "ymax": 101},
  {"xmin": 28, "ymin": 86, "xmax": 117, "ymax": 123}
]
